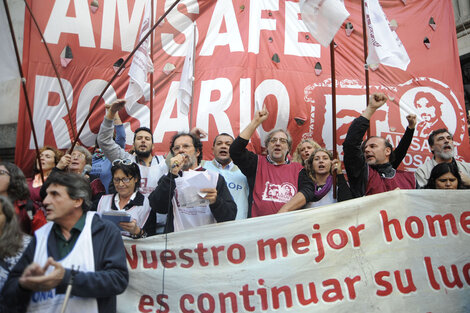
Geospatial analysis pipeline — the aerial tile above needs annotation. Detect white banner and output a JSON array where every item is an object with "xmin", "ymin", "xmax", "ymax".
[
  {"xmin": 118, "ymin": 190, "xmax": 470, "ymax": 312},
  {"xmin": 364, "ymin": 0, "xmax": 410, "ymax": 70},
  {"xmin": 125, "ymin": 0, "xmax": 153, "ymax": 112},
  {"xmin": 300, "ymin": 0, "xmax": 350, "ymax": 47}
]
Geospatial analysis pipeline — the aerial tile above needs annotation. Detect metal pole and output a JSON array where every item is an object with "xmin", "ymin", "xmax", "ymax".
[
  {"xmin": 4, "ymin": 0, "xmax": 44, "ymax": 182},
  {"xmin": 188, "ymin": 22, "xmax": 196, "ymax": 130},
  {"xmin": 329, "ymin": 41, "xmax": 337, "ymax": 199},
  {"xmin": 361, "ymin": 0, "xmax": 371, "ymax": 138},
  {"xmin": 149, "ymin": 0, "xmax": 154, "ymax": 132}
]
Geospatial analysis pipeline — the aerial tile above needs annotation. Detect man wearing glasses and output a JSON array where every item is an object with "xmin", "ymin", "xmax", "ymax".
[
  {"xmin": 149, "ymin": 133, "xmax": 237, "ymax": 233},
  {"xmin": 229, "ymin": 104, "xmax": 304, "ymax": 217}
]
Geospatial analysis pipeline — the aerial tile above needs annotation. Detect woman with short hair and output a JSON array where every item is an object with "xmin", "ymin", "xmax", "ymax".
[{"xmin": 96, "ymin": 160, "xmax": 157, "ymax": 238}]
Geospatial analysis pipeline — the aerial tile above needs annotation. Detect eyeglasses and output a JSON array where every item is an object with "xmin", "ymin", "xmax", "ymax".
[
  {"xmin": 0, "ymin": 170, "xmax": 10, "ymax": 176},
  {"xmin": 71, "ymin": 152, "xmax": 86, "ymax": 159},
  {"xmin": 269, "ymin": 137, "xmax": 288, "ymax": 144},
  {"xmin": 113, "ymin": 177, "xmax": 134, "ymax": 184},
  {"xmin": 172, "ymin": 144, "xmax": 194, "ymax": 153},
  {"xmin": 112, "ymin": 159, "xmax": 133, "ymax": 166}
]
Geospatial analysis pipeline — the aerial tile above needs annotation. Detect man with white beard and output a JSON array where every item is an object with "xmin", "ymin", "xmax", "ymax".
[{"xmin": 415, "ymin": 128, "xmax": 470, "ymax": 188}]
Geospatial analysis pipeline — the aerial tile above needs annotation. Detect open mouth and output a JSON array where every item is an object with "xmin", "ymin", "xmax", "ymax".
[{"xmin": 218, "ymin": 150, "xmax": 228, "ymax": 156}]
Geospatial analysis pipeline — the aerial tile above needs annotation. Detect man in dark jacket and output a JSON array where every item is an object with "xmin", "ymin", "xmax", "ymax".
[
  {"xmin": 1, "ymin": 172, "xmax": 128, "ymax": 313},
  {"xmin": 149, "ymin": 133, "xmax": 236, "ymax": 233},
  {"xmin": 343, "ymin": 93, "xmax": 416, "ymax": 197}
]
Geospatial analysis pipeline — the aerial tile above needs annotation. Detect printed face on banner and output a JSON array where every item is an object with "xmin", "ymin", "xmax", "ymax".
[{"xmin": 14, "ymin": 0, "xmax": 469, "ymax": 175}]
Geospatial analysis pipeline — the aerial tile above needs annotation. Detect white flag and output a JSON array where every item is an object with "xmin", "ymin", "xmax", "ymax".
[
  {"xmin": 364, "ymin": 0, "xmax": 410, "ymax": 71},
  {"xmin": 299, "ymin": 0, "xmax": 350, "ymax": 47},
  {"xmin": 0, "ymin": 2, "xmax": 20, "ymax": 83},
  {"xmin": 178, "ymin": 23, "xmax": 196, "ymax": 115},
  {"xmin": 125, "ymin": 0, "xmax": 154, "ymax": 112}
]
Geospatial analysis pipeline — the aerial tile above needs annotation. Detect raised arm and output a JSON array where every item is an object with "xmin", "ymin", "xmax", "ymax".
[
  {"xmin": 392, "ymin": 114, "xmax": 416, "ymax": 169},
  {"xmin": 97, "ymin": 99, "xmax": 130, "ymax": 162},
  {"xmin": 343, "ymin": 93, "xmax": 387, "ymax": 197}
]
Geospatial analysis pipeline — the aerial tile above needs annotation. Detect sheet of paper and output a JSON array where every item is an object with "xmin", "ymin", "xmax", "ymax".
[{"xmin": 175, "ymin": 171, "xmax": 218, "ymax": 208}]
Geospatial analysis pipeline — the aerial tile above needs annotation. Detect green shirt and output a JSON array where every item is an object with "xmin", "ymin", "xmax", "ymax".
[{"xmin": 52, "ymin": 213, "xmax": 86, "ymax": 260}]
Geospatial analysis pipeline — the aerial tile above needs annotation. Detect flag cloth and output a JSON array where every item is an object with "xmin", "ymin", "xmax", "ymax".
[
  {"xmin": 124, "ymin": 0, "xmax": 153, "ymax": 112},
  {"xmin": 0, "ymin": 2, "xmax": 20, "ymax": 83},
  {"xmin": 364, "ymin": 0, "xmax": 410, "ymax": 71},
  {"xmin": 299, "ymin": 0, "xmax": 350, "ymax": 47},
  {"xmin": 178, "ymin": 23, "xmax": 196, "ymax": 115}
]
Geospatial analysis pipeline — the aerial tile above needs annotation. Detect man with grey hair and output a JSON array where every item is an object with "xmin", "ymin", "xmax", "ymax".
[
  {"xmin": 2, "ymin": 172, "xmax": 128, "ymax": 313},
  {"xmin": 230, "ymin": 104, "xmax": 304, "ymax": 217},
  {"xmin": 415, "ymin": 128, "xmax": 470, "ymax": 187}
]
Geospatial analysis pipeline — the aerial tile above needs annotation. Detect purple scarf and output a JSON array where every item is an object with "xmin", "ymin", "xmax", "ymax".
[{"xmin": 314, "ymin": 175, "xmax": 333, "ymax": 200}]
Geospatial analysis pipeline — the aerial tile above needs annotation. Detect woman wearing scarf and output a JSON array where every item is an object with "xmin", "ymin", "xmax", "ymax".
[{"xmin": 277, "ymin": 148, "xmax": 352, "ymax": 213}]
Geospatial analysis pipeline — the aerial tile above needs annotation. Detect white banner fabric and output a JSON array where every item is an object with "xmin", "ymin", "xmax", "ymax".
[
  {"xmin": 364, "ymin": 0, "xmax": 410, "ymax": 70},
  {"xmin": 118, "ymin": 190, "xmax": 470, "ymax": 312},
  {"xmin": 300, "ymin": 0, "xmax": 350, "ymax": 47}
]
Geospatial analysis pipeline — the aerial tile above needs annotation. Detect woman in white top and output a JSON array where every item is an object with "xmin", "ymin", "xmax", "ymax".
[{"xmin": 96, "ymin": 160, "xmax": 156, "ymax": 238}]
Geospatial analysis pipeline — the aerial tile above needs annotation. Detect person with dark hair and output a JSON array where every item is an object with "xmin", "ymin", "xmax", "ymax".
[
  {"xmin": 28, "ymin": 146, "xmax": 64, "ymax": 232},
  {"xmin": 202, "ymin": 133, "xmax": 249, "ymax": 220},
  {"xmin": 0, "ymin": 162, "xmax": 33, "ymax": 234},
  {"xmin": 2, "ymin": 172, "xmax": 129, "ymax": 313},
  {"xmin": 425, "ymin": 162, "xmax": 465, "ymax": 189},
  {"xmin": 415, "ymin": 128, "xmax": 470, "ymax": 188},
  {"xmin": 96, "ymin": 160, "xmax": 157, "ymax": 237},
  {"xmin": 0, "ymin": 196, "xmax": 31, "ymax": 293},
  {"xmin": 278, "ymin": 148, "xmax": 352, "ymax": 212},
  {"xmin": 149, "ymin": 132, "xmax": 237, "ymax": 233},
  {"xmin": 229, "ymin": 104, "xmax": 304, "ymax": 217},
  {"xmin": 343, "ymin": 93, "xmax": 416, "ymax": 197}
]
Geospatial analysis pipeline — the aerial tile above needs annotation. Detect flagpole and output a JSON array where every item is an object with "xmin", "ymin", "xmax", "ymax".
[
  {"xmin": 149, "ymin": 0, "xmax": 154, "ymax": 132},
  {"xmin": 3, "ymin": 0, "xmax": 44, "ymax": 181},
  {"xmin": 361, "ymin": 0, "xmax": 371, "ymax": 137},
  {"xmin": 189, "ymin": 22, "xmax": 196, "ymax": 130},
  {"xmin": 23, "ymin": 0, "xmax": 76, "ymax": 140},
  {"xmin": 329, "ymin": 41, "xmax": 337, "ymax": 199},
  {"xmin": 71, "ymin": 0, "xmax": 182, "ymax": 152}
]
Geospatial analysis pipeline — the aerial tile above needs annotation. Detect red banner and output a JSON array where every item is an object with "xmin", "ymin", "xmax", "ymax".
[{"xmin": 15, "ymin": 0, "xmax": 469, "ymax": 175}]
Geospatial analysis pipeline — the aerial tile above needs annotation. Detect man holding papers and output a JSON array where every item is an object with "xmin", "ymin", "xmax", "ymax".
[{"xmin": 149, "ymin": 133, "xmax": 237, "ymax": 233}]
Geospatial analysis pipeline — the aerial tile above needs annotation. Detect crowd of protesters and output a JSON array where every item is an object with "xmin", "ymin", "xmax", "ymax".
[{"xmin": 0, "ymin": 93, "xmax": 468, "ymax": 312}]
